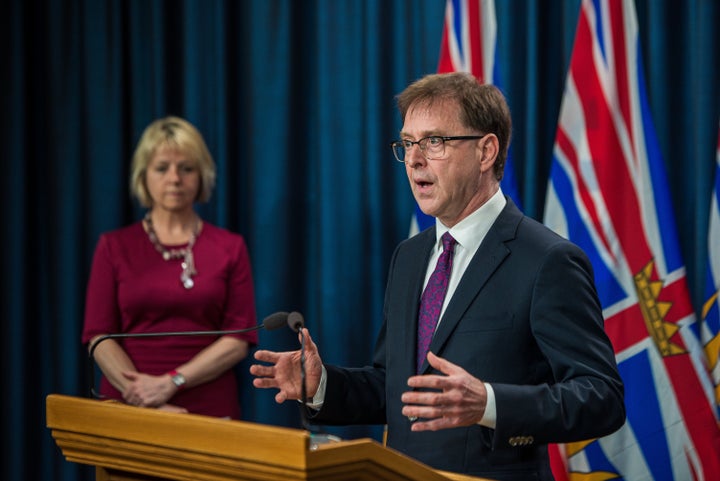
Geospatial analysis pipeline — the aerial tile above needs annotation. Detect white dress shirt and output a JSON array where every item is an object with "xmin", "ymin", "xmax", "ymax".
[{"xmin": 310, "ymin": 189, "xmax": 507, "ymax": 430}]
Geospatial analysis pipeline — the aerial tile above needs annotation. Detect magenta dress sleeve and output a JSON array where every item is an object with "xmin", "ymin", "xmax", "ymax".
[
  {"xmin": 82, "ymin": 233, "xmax": 121, "ymax": 345},
  {"xmin": 221, "ymin": 234, "xmax": 259, "ymax": 346}
]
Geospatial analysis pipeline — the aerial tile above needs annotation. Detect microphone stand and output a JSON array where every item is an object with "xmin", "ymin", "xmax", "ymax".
[
  {"xmin": 299, "ymin": 328, "xmax": 311, "ymax": 431},
  {"xmin": 287, "ymin": 311, "xmax": 339, "ymax": 448},
  {"xmin": 87, "ymin": 313, "xmax": 289, "ymax": 398},
  {"xmin": 286, "ymin": 312, "xmax": 311, "ymax": 430}
]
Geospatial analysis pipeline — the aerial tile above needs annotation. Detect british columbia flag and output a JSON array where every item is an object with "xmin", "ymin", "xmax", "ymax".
[
  {"xmin": 543, "ymin": 1, "xmax": 720, "ymax": 479},
  {"xmin": 699, "ymin": 126, "xmax": 720, "ymax": 422},
  {"xmin": 410, "ymin": 0, "xmax": 522, "ymax": 236}
]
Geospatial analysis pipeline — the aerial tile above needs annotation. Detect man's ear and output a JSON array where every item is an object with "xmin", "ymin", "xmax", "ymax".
[{"xmin": 479, "ymin": 134, "xmax": 499, "ymax": 172}]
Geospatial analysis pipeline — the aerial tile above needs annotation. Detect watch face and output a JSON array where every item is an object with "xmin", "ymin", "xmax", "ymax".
[{"xmin": 172, "ymin": 372, "xmax": 186, "ymax": 388}]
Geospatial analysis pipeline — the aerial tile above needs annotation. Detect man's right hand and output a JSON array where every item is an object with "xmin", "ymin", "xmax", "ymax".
[{"xmin": 250, "ymin": 328, "xmax": 323, "ymax": 403}]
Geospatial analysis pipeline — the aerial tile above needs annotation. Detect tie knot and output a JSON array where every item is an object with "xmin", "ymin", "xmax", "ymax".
[{"xmin": 441, "ymin": 232, "xmax": 457, "ymax": 253}]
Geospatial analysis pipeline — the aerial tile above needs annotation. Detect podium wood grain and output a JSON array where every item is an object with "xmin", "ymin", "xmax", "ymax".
[{"xmin": 46, "ymin": 394, "xmax": 491, "ymax": 481}]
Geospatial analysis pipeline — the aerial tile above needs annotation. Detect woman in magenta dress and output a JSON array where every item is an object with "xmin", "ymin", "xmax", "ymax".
[{"xmin": 82, "ymin": 116, "xmax": 257, "ymax": 419}]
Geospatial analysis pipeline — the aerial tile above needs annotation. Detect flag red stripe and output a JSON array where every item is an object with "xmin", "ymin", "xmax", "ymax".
[
  {"xmin": 659, "ymin": 277, "xmax": 695, "ymax": 325},
  {"xmin": 608, "ymin": 1, "xmax": 634, "ymax": 150},
  {"xmin": 665, "ymin": 355, "xmax": 720, "ymax": 475},
  {"xmin": 556, "ymin": 126, "xmax": 615, "ymax": 260},
  {"xmin": 570, "ymin": 6, "xmax": 653, "ymax": 276},
  {"xmin": 466, "ymin": 0, "xmax": 484, "ymax": 81},
  {"xmin": 437, "ymin": 14, "xmax": 454, "ymax": 73},
  {"xmin": 604, "ymin": 305, "xmax": 647, "ymax": 354}
]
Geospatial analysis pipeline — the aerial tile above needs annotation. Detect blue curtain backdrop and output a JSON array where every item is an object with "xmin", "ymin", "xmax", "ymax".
[{"xmin": 1, "ymin": 1, "xmax": 717, "ymax": 479}]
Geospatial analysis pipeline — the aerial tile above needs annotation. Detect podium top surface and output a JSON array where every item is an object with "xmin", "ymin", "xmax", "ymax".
[{"xmin": 46, "ymin": 394, "xmax": 491, "ymax": 481}]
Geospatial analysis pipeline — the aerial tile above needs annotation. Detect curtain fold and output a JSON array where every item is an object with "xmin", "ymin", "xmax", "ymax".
[{"xmin": 1, "ymin": 1, "xmax": 717, "ymax": 479}]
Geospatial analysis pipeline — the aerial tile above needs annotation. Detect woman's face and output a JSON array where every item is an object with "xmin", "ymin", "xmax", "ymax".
[{"xmin": 145, "ymin": 144, "xmax": 200, "ymax": 213}]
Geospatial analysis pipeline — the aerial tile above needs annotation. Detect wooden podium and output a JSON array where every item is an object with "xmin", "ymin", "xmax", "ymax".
[{"xmin": 46, "ymin": 394, "xmax": 490, "ymax": 481}]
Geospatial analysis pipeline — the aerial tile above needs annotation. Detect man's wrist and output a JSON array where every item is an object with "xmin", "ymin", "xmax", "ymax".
[{"xmin": 300, "ymin": 365, "xmax": 327, "ymax": 409}]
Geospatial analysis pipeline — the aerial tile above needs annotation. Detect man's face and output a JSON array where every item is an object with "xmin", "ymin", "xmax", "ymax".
[{"xmin": 401, "ymin": 99, "xmax": 491, "ymax": 227}]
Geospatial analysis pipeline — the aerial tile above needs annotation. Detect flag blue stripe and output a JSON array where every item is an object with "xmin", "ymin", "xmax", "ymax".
[
  {"xmin": 550, "ymin": 157, "xmax": 626, "ymax": 307},
  {"xmin": 704, "ymin": 298, "xmax": 720, "ymax": 341},
  {"xmin": 592, "ymin": 0, "xmax": 607, "ymax": 65},
  {"xmin": 583, "ymin": 439, "xmax": 618, "ymax": 476},
  {"xmin": 489, "ymin": 15, "xmax": 523, "ymax": 211},
  {"xmin": 450, "ymin": 0, "xmax": 464, "ymax": 60},
  {"xmin": 492, "ymin": 43, "xmax": 502, "ymax": 87},
  {"xmin": 618, "ymin": 352, "xmax": 675, "ymax": 480},
  {"xmin": 636, "ymin": 48, "xmax": 685, "ymax": 273}
]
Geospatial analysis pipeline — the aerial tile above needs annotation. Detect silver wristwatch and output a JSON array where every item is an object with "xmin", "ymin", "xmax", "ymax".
[{"xmin": 169, "ymin": 370, "xmax": 187, "ymax": 390}]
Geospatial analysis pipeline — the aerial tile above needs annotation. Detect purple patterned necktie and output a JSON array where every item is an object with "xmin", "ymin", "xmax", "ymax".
[{"xmin": 417, "ymin": 232, "xmax": 457, "ymax": 372}]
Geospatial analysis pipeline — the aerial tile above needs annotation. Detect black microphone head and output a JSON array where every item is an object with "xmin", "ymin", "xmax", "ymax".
[
  {"xmin": 288, "ymin": 311, "xmax": 305, "ymax": 332},
  {"xmin": 262, "ymin": 311, "xmax": 289, "ymax": 331}
]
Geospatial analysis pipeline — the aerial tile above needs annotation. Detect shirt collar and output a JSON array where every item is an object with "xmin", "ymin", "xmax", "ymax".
[{"xmin": 435, "ymin": 188, "xmax": 507, "ymax": 253}]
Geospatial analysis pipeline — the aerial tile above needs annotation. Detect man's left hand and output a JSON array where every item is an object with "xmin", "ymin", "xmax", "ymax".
[{"xmin": 401, "ymin": 351, "xmax": 488, "ymax": 431}]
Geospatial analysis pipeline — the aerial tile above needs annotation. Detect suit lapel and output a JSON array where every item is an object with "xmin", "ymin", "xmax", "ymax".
[
  {"xmin": 398, "ymin": 228, "xmax": 437, "ymax": 376},
  {"xmin": 421, "ymin": 200, "xmax": 522, "ymax": 373}
]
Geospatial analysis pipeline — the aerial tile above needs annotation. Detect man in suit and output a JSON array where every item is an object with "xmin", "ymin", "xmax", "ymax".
[{"xmin": 251, "ymin": 72, "xmax": 625, "ymax": 480}]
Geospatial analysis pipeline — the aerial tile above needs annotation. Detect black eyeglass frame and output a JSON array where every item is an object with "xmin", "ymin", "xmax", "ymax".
[{"xmin": 390, "ymin": 135, "xmax": 486, "ymax": 162}]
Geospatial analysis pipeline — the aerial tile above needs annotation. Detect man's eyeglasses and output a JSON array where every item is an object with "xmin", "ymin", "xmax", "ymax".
[{"xmin": 390, "ymin": 135, "xmax": 486, "ymax": 163}]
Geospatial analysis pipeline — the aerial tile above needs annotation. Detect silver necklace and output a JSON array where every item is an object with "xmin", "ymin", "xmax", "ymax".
[{"xmin": 144, "ymin": 212, "xmax": 200, "ymax": 289}]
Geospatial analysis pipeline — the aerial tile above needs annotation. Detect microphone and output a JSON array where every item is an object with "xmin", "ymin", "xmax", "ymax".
[
  {"xmin": 287, "ymin": 311, "xmax": 304, "ymax": 332},
  {"xmin": 87, "ymin": 311, "xmax": 291, "ymax": 398},
  {"xmin": 263, "ymin": 311, "xmax": 292, "ymax": 331}
]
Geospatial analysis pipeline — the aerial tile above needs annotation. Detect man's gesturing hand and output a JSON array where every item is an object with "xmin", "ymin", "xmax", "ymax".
[
  {"xmin": 250, "ymin": 328, "xmax": 323, "ymax": 404},
  {"xmin": 401, "ymin": 351, "xmax": 488, "ymax": 431}
]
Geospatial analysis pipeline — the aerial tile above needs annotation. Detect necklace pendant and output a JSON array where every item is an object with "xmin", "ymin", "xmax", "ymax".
[{"xmin": 144, "ymin": 211, "xmax": 200, "ymax": 290}]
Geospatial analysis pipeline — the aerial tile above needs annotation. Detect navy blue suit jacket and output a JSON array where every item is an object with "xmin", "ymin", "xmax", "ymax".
[{"xmin": 314, "ymin": 199, "xmax": 625, "ymax": 480}]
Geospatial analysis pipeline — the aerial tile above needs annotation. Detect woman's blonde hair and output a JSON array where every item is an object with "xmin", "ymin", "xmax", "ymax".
[{"xmin": 130, "ymin": 116, "xmax": 216, "ymax": 207}]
